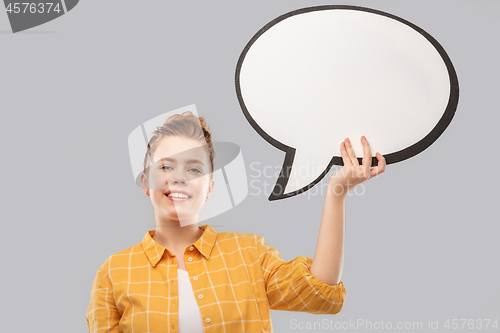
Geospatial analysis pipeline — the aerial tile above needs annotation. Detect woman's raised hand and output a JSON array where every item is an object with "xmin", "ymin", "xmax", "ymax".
[{"xmin": 328, "ymin": 136, "xmax": 386, "ymax": 197}]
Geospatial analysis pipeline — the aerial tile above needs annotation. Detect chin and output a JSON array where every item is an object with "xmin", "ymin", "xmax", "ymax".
[{"xmin": 164, "ymin": 208, "xmax": 200, "ymax": 220}]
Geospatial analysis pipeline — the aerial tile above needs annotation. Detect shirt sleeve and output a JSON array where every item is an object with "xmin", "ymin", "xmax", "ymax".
[
  {"xmin": 86, "ymin": 259, "xmax": 121, "ymax": 332},
  {"xmin": 256, "ymin": 235, "xmax": 346, "ymax": 315}
]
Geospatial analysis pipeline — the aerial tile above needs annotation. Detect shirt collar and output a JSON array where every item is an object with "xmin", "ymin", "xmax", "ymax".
[{"xmin": 141, "ymin": 224, "xmax": 218, "ymax": 267}]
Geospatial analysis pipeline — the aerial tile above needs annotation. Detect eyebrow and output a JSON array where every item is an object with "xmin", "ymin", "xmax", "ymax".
[{"xmin": 156, "ymin": 157, "xmax": 205, "ymax": 166}]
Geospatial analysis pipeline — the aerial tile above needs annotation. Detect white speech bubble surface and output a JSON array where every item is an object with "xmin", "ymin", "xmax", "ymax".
[{"xmin": 236, "ymin": 5, "xmax": 459, "ymax": 200}]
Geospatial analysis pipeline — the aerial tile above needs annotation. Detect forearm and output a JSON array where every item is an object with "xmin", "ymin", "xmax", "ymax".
[{"xmin": 310, "ymin": 182, "xmax": 346, "ymax": 285}]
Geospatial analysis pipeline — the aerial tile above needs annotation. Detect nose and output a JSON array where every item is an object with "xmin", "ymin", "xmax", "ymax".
[{"xmin": 168, "ymin": 169, "xmax": 188, "ymax": 185}]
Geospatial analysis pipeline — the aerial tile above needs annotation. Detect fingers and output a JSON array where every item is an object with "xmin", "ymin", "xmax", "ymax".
[
  {"xmin": 344, "ymin": 138, "xmax": 359, "ymax": 166},
  {"xmin": 342, "ymin": 136, "xmax": 386, "ymax": 179},
  {"xmin": 361, "ymin": 136, "xmax": 372, "ymax": 171},
  {"xmin": 340, "ymin": 141, "xmax": 352, "ymax": 166},
  {"xmin": 370, "ymin": 152, "xmax": 386, "ymax": 178}
]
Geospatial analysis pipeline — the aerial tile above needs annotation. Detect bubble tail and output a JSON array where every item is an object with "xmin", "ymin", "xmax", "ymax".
[
  {"xmin": 268, "ymin": 148, "xmax": 335, "ymax": 201},
  {"xmin": 268, "ymin": 149, "xmax": 295, "ymax": 201}
]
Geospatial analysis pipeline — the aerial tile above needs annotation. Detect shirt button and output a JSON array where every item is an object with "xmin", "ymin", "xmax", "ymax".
[
  {"xmin": 193, "ymin": 276, "xmax": 198, "ymax": 281},
  {"xmin": 198, "ymin": 294, "xmax": 203, "ymax": 299},
  {"xmin": 205, "ymin": 317, "xmax": 211, "ymax": 323},
  {"xmin": 189, "ymin": 246, "xmax": 194, "ymax": 251},
  {"xmin": 188, "ymin": 257, "xmax": 193, "ymax": 262}
]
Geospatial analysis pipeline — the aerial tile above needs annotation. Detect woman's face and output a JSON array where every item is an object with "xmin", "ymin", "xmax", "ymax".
[{"xmin": 142, "ymin": 135, "xmax": 214, "ymax": 224}]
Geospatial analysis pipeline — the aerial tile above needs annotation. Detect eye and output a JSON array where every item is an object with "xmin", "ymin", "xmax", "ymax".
[
  {"xmin": 189, "ymin": 168, "xmax": 202, "ymax": 173},
  {"xmin": 160, "ymin": 165, "xmax": 173, "ymax": 170}
]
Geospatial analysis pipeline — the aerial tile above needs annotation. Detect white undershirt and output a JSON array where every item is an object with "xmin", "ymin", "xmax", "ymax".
[{"xmin": 177, "ymin": 268, "xmax": 205, "ymax": 333}]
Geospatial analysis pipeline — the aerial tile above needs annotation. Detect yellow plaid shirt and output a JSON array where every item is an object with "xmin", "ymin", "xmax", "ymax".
[{"xmin": 86, "ymin": 224, "xmax": 346, "ymax": 332}]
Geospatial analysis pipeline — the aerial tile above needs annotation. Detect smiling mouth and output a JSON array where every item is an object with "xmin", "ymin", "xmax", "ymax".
[{"xmin": 165, "ymin": 192, "xmax": 192, "ymax": 201}]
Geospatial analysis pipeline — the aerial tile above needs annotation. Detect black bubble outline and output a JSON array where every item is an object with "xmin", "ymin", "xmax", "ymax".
[{"xmin": 235, "ymin": 5, "xmax": 459, "ymax": 201}]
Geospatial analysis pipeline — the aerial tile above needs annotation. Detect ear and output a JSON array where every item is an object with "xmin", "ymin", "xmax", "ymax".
[
  {"xmin": 140, "ymin": 172, "xmax": 150, "ymax": 194},
  {"xmin": 206, "ymin": 178, "xmax": 215, "ymax": 201}
]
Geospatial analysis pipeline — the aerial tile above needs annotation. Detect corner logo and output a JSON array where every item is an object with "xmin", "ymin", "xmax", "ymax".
[{"xmin": 4, "ymin": 0, "xmax": 79, "ymax": 33}]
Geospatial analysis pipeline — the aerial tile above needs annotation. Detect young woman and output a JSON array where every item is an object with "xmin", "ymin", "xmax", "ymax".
[{"xmin": 86, "ymin": 111, "xmax": 386, "ymax": 333}]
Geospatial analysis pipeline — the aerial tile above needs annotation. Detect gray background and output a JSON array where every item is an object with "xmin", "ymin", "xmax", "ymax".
[{"xmin": 1, "ymin": 0, "xmax": 498, "ymax": 332}]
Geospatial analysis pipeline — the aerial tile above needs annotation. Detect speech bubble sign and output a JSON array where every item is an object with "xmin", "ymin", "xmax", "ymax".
[
  {"xmin": 235, "ymin": 5, "xmax": 459, "ymax": 201},
  {"xmin": 4, "ymin": 0, "xmax": 79, "ymax": 33}
]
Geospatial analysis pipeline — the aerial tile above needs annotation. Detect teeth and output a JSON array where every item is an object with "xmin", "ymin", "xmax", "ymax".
[{"xmin": 168, "ymin": 192, "xmax": 189, "ymax": 198}]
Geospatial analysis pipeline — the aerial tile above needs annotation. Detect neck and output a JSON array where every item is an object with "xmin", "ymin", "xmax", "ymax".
[{"xmin": 152, "ymin": 216, "xmax": 204, "ymax": 253}]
